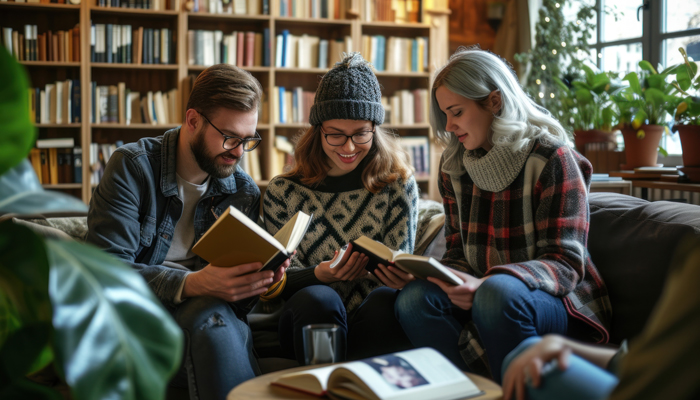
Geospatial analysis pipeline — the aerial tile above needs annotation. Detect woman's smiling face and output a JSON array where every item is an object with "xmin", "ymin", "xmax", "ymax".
[
  {"xmin": 320, "ymin": 119, "xmax": 374, "ymax": 176},
  {"xmin": 435, "ymin": 86, "xmax": 499, "ymax": 152}
]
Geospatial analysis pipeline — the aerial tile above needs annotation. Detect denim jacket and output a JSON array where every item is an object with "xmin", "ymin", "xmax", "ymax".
[{"xmin": 87, "ymin": 128, "xmax": 260, "ymax": 308}]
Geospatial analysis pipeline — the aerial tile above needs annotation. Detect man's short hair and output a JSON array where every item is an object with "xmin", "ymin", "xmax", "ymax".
[{"xmin": 186, "ymin": 64, "xmax": 263, "ymax": 117}]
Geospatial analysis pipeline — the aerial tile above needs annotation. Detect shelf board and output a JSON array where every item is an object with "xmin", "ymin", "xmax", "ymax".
[
  {"xmin": 92, "ymin": 123, "xmax": 180, "ymax": 129},
  {"xmin": 374, "ymin": 71, "xmax": 430, "ymax": 78},
  {"xmin": 275, "ymin": 67, "xmax": 328, "ymax": 74},
  {"xmin": 187, "ymin": 11, "xmax": 271, "ymax": 21},
  {"xmin": 414, "ymin": 175, "xmax": 430, "ymax": 183},
  {"xmin": 274, "ymin": 122, "xmax": 310, "ymax": 129},
  {"xmin": 35, "ymin": 123, "xmax": 82, "ymax": 128},
  {"xmin": 362, "ymin": 21, "xmax": 430, "ymax": 29},
  {"xmin": 384, "ymin": 123, "xmax": 431, "ymax": 130},
  {"xmin": 0, "ymin": 2, "xmax": 80, "ymax": 11},
  {"xmin": 255, "ymin": 180, "xmax": 270, "ymax": 186},
  {"xmin": 90, "ymin": 6, "xmax": 179, "ymax": 17},
  {"xmin": 92, "ymin": 62, "xmax": 178, "ymax": 70},
  {"xmin": 256, "ymin": 124, "xmax": 271, "ymax": 130},
  {"xmin": 188, "ymin": 65, "xmax": 271, "ymax": 72},
  {"xmin": 43, "ymin": 183, "xmax": 82, "ymax": 189},
  {"xmin": 274, "ymin": 16, "xmax": 352, "ymax": 27},
  {"xmin": 20, "ymin": 61, "xmax": 81, "ymax": 67}
]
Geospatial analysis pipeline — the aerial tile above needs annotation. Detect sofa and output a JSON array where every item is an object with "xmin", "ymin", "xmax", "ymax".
[{"xmin": 5, "ymin": 192, "xmax": 700, "ymax": 396}]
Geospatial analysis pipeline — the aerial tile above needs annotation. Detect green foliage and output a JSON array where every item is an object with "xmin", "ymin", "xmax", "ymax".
[
  {"xmin": 554, "ymin": 64, "xmax": 619, "ymax": 131},
  {"xmin": 515, "ymin": 0, "xmax": 597, "ymax": 133},
  {"xmin": 668, "ymin": 48, "xmax": 700, "ymax": 126},
  {"xmin": 0, "ymin": 46, "xmax": 36, "ymax": 176}
]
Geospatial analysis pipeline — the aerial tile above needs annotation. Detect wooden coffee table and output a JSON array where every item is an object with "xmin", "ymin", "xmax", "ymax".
[{"xmin": 228, "ymin": 364, "xmax": 503, "ymax": 399}]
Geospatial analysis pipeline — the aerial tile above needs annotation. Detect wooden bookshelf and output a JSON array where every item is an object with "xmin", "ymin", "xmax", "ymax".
[{"xmin": 2, "ymin": 0, "xmax": 449, "ymax": 202}]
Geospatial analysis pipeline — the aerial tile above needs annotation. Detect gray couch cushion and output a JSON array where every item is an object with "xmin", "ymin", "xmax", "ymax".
[{"xmin": 588, "ymin": 193, "xmax": 700, "ymax": 344}]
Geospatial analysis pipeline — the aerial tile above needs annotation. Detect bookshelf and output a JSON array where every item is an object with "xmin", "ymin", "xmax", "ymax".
[{"xmin": 1, "ymin": 0, "xmax": 449, "ymax": 202}]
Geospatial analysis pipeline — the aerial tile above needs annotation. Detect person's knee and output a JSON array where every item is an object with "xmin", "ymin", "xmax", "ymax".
[
  {"xmin": 395, "ymin": 280, "xmax": 445, "ymax": 321},
  {"xmin": 175, "ymin": 296, "xmax": 242, "ymax": 333},
  {"xmin": 288, "ymin": 286, "xmax": 345, "ymax": 320},
  {"xmin": 473, "ymin": 274, "xmax": 530, "ymax": 328}
]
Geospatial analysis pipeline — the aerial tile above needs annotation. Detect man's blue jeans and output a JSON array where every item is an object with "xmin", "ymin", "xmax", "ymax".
[
  {"xmin": 395, "ymin": 274, "xmax": 570, "ymax": 383},
  {"xmin": 502, "ymin": 337, "xmax": 618, "ymax": 400},
  {"xmin": 169, "ymin": 297, "xmax": 260, "ymax": 400}
]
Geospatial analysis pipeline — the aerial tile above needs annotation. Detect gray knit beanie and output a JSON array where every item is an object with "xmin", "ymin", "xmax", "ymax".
[{"xmin": 309, "ymin": 52, "xmax": 385, "ymax": 126}]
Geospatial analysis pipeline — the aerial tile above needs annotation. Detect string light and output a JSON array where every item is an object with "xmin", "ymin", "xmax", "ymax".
[
  {"xmin": 541, "ymin": 64, "xmax": 547, "ymax": 70},
  {"xmin": 550, "ymin": 93, "xmax": 555, "ymax": 98},
  {"xmin": 576, "ymin": 20, "xmax": 581, "ymax": 25},
  {"xmin": 561, "ymin": 42, "xmax": 567, "ymax": 47},
  {"xmin": 555, "ymin": 2, "xmax": 560, "ymax": 7},
  {"xmin": 552, "ymin": 49, "xmax": 557, "ymax": 55},
  {"xmin": 545, "ymin": 17, "xmax": 550, "ymax": 22},
  {"xmin": 536, "ymin": 79, "xmax": 541, "ymax": 85},
  {"xmin": 598, "ymin": 53, "xmax": 603, "ymax": 58},
  {"xmin": 539, "ymin": 92, "xmax": 545, "ymax": 98}
]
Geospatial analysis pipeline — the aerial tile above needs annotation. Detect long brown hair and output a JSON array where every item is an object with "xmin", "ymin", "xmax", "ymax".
[{"xmin": 281, "ymin": 124, "xmax": 414, "ymax": 193}]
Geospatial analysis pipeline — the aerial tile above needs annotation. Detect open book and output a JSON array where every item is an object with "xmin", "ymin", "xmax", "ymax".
[
  {"xmin": 192, "ymin": 207, "xmax": 312, "ymax": 272},
  {"xmin": 271, "ymin": 347, "xmax": 483, "ymax": 400},
  {"xmin": 350, "ymin": 236, "xmax": 463, "ymax": 285}
]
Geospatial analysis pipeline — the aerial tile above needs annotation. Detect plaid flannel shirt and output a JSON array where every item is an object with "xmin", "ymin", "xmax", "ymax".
[{"xmin": 440, "ymin": 139, "xmax": 612, "ymax": 375}]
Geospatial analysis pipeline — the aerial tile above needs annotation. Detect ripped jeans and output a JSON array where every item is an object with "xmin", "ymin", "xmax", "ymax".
[{"xmin": 169, "ymin": 297, "xmax": 260, "ymax": 400}]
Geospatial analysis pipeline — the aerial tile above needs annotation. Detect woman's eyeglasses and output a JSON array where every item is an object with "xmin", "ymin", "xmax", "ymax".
[{"xmin": 321, "ymin": 126, "xmax": 375, "ymax": 146}]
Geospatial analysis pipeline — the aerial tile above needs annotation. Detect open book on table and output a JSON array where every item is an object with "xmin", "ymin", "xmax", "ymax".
[
  {"xmin": 350, "ymin": 236, "xmax": 463, "ymax": 285},
  {"xmin": 192, "ymin": 207, "xmax": 312, "ymax": 272},
  {"xmin": 271, "ymin": 347, "xmax": 483, "ymax": 400}
]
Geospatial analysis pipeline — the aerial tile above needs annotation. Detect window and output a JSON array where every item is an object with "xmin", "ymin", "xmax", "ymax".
[{"xmin": 571, "ymin": 0, "xmax": 700, "ymax": 155}]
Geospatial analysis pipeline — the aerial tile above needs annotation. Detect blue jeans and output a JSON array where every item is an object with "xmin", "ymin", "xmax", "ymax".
[
  {"xmin": 396, "ymin": 275, "xmax": 570, "ymax": 383},
  {"xmin": 279, "ymin": 285, "xmax": 413, "ymax": 364},
  {"xmin": 502, "ymin": 337, "xmax": 619, "ymax": 400},
  {"xmin": 169, "ymin": 297, "xmax": 260, "ymax": 400}
]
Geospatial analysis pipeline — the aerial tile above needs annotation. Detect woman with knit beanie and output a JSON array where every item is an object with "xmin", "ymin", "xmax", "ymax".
[
  {"xmin": 394, "ymin": 46, "xmax": 612, "ymax": 383},
  {"xmin": 262, "ymin": 52, "xmax": 418, "ymax": 363}
]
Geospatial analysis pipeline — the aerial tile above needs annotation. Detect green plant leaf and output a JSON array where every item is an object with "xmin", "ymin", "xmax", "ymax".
[
  {"xmin": 658, "ymin": 146, "xmax": 668, "ymax": 157},
  {"xmin": 0, "ymin": 46, "xmax": 36, "ymax": 176},
  {"xmin": 0, "ymin": 323, "xmax": 52, "ymax": 380},
  {"xmin": 0, "ymin": 374, "xmax": 63, "ymax": 400},
  {"xmin": 623, "ymin": 72, "xmax": 642, "ymax": 96},
  {"xmin": 553, "ymin": 77, "xmax": 570, "ymax": 93},
  {"xmin": 575, "ymin": 88, "xmax": 594, "ymax": 105},
  {"xmin": 644, "ymin": 88, "xmax": 667, "ymax": 109},
  {"xmin": 46, "ymin": 240, "xmax": 183, "ymax": 400},
  {"xmin": 676, "ymin": 63, "xmax": 693, "ymax": 91},
  {"xmin": 639, "ymin": 60, "xmax": 658, "ymax": 74},
  {"xmin": 582, "ymin": 64, "xmax": 596, "ymax": 84}
]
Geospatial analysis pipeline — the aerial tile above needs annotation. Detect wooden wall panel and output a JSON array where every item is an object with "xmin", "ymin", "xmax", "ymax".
[{"xmin": 448, "ymin": 0, "xmax": 497, "ymax": 54}]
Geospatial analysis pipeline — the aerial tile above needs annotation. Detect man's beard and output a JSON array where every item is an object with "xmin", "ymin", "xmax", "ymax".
[{"xmin": 190, "ymin": 127, "xmax": 240, "ymax": 179}]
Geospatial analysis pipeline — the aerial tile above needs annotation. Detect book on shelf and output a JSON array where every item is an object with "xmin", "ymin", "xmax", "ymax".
[
  {"xmin": 36, "ymin": 138, "xmax": 75, "ymax": 149},
  {"xmin": 275, "ymin": 0, "xmax": 349, "ymax": 19},
  {"xmin": 29, "ymin": 141, "xmax": 78, "ymax": 184},
  {"xmin": 92, "ymin": 24, "xmax": 173, "ymax": 64},
  {"xmin": 28, "ymin": 80, "xmax": 80, "ymax": 125},
  {"xmin": 382, "ymin": 88, "xmax": 428, "ymax": 125},
  {"xmin": 2, "ymin": 24, "xmax": 79, "ymax": 62},
  {"xmin": 361, "ymin": 0, "xmax": 420, "ymax": 23},
  {"xmin": 187, "ymin": 29, "xmax": 266, "ymax": 67},
  {"xmin": 192, "ymin": 207, "xmax": 312, "ymax": 273},
  {"xmin": 95, "ymin": 0, "xmax": 178, "ymax": 10},
  {"xmin": 274, "ymin": 32, "xmax": 350, "ymax": 69},
  {"xmin": 399, "ymin": 136, "xmax": 429, "ymax": 177},
  {"xmin": 91, "ymin": 82, "xmax": 180, "ymax": 125},
  {"xmin": 350, "ymin": 235, "xmax": 464, "ymax": 285},
  {"xmin": 272, "ymin": 86, "xmax": 314, "ymax": 124},
  {"xmin": 271, "ymin": 347, "xmax": 482, "ymax": 400}
]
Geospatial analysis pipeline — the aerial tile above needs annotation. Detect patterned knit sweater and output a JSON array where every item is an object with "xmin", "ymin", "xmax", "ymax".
[
  {"xmin": 441, "ymin": 138, "xmax": 612, "ymax": 375},
  {"xmin": 263, "ymin": 172, "xmax": 419, "ymax": 313}
]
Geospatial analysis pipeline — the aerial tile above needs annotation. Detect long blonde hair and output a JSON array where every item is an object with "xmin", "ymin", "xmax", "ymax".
[{"xmin": 281, "ymin": 125, "xmax": 413, "ymax": 193}]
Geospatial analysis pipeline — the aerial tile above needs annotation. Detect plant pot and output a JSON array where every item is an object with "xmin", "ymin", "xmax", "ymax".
[
  {"xmin": 676, "ymin": 125, "xmax": 700, "ymax": 167},
  {"xmin": 620, "ymin": 124, "xmax": 664, "ymax": 168},
  {"xmin": 573, "ymin": 129, "xmax": 617, "ymax": 154}
]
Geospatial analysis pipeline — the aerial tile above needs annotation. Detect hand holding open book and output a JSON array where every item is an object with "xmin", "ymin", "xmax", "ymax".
[
  {"xmin": 349, "ymin": 236, "xmax": 463, "ymax": 286},
  {"xmin": 192, "ymin": 206, "xmax": 312, "ymax": 273},
  {"xmin": 271, "ymin": 347, "xmax": 483, "ymax": 400}
]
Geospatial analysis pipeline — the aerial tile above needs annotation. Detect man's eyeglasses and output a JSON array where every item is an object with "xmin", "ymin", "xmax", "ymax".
[
  {"xmin": 321, "ymin": 126, "xmax": 375, "ymax": 147},
  {"xmin": 200, "ymin": 112, "xmax": 261, "ymax": 152}
]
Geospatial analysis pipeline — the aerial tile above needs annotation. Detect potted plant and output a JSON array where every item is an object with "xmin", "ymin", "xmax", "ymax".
[
  {"xmin": 0, "ymin": 47, "xmax": 183, "ymax": 399},
  {"xmin": 611, "ymin": 60, "xmax": 676, "ymax": 168},
  {"xmin": 554, "ymin": 65, "xmax": 618, "ymax": 154},
  {"xmin": 668, "ymin": 48, "xmax": 700, "ymax": 168}
]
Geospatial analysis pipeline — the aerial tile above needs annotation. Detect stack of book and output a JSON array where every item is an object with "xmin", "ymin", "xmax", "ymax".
[
  {"xmin": 399, "ymin": 136, "xmax": 429, "ymax": 178},
  {"xmin": 276, "ymin": 0, "xmax": 349, "ymax": 19},
  {"xmin": 2, "ymin": 25, "xmax": 80, "ymax": 62},
  {"xmin": 274, "ymin": 30, "xmax": 351, "ymax": 69},
  {"xmin": 187, "ymin": 29, "xmax": 268, "ymax": 67},
  {"xmin": 362, "ymin": 35, "xmax": 428, "ymax": 73},
  {"xmin": 91, "ymin": 25, "xmax": 175, "ymax": 64},
  {"xmin": 191, "ymin": 0, "xmax": 268, "ymax": 14},
  {"xmin": 89, "ymin": 141, "xmax": 123, "ymax": 184},
  {"xmin": 90, "ymin": 82, "xmax": 180, "ymax": 126},
  {"xmin": 94, "ymin": 0, "xmax": 178, "ymax": 10},
  {"xmin": 29, "ymin": 80, "xmax": 81, "ymax": 124},
  {"xmin": 272, "ymin": 86, "xmax": 315, "ymax": 124},
  {"xmin": 28, "ymin": 138, "xmax": 81, "ymax": 185},
  {"xmin": 382, "ymin": 88, "xmax": 429, "ymax": 125},
  {"xmin": 361, "ymin": 0, "xmax": 421, "ymax": 22}
]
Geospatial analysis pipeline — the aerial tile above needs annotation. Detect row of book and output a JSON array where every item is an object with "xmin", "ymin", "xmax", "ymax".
[
  {"xmin": 2, "ymin": 25, "xmax": 80, "ymax": 62},
  {"xmin": 276, "ymin": 0, "xmax": 349, "ymax": 19},
  {"xmin": 0, "ymin": 0, "xmax": 79, "ymax": 3},
  {"xmin": 187, "ymin": 29, "xmax": 267, "ymax": 67},
  {"xmin": 361, "ymin": 0, "xmax": 421, "ymax": 23},
  {"xmin": 30, "ymin": 80, "xmax": 81, "ymax": 125},
  {"xmin": 275, "ymin": 31, "xmax": 351, "ymax": 69},
  {"xmin": 400, "ymin": 136, "xmax": 429, "ymax": 177},
  {"xmin": 382, "ymin": 88, "xmax": 429, "ymax": 125},
  {"xmin": 91, "ymin": 83, "xmax": 181, "ymax": 125},
  {"xmin": 192, "ymin": 0, "xmax": 268, "ymax": 14},
  {"xmin": 272, "ymin": 86, "xmax": 314, "ymax": 124},
  {"xmin": 361, "ymin": 35, "xmax": 429, "ymax": 73},
  {"xmin": 237, "ymin": 141, "xmax": 263, "ymax": 181},
  {"xmin": 89, "ymin": 141, "xmax": 123, "ymax": 184},
  {"xmin": 95, "ymin": 0, "xmax": 178, "ymax": 10},
  {"xmin": 29, "ymin": 138, "xmax": 81, "ymax": 185},
  {"xmin": 91, "ymin": 25, "xmax": 175, "ymax": 65}
]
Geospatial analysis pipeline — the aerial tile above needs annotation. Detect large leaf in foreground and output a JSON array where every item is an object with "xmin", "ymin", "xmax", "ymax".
[{"xmin": 47, "ymin": 240, "xmax": 183, "ymax": 400}]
